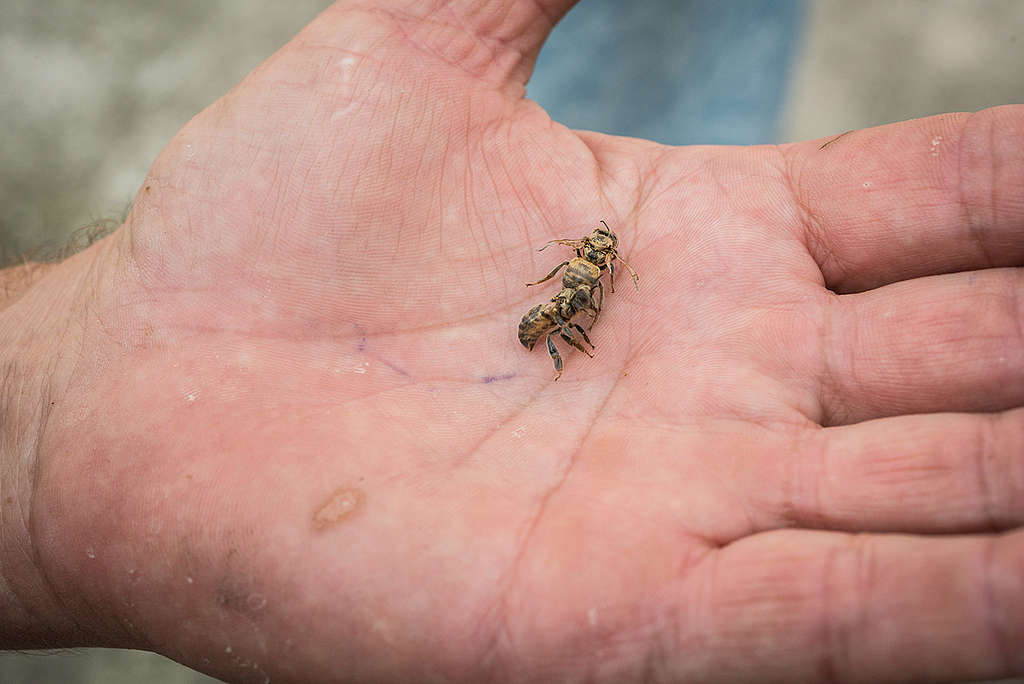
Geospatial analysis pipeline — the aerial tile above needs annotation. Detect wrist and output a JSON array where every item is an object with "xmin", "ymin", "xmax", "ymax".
[{"xmin": 0, "ymin": 260, "xmax": 93, "ymax": 646}]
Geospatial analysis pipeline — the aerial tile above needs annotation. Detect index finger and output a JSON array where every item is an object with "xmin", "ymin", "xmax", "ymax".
[{"xmin": 782, "ymin": 105, "xmax": 1024, "ymax": 293}]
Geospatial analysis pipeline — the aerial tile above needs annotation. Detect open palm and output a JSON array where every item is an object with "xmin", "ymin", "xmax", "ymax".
[{"xmin": 27, "ymin": 2, "xmax": 1022, "ymax": 682}]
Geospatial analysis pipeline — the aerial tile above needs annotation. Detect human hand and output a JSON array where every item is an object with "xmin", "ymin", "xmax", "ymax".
[{"xmin": 3, "ymin": 1, "xmax": 1022, "ymax": 681}]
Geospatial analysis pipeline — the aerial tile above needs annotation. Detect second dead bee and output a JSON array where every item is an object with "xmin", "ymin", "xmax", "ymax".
[
  {"xmin": 517, "ymin": 285, "xmax": 598, "ymax": 381},
  {"xmin": 518, "ymin": 221, "xmax": 638, "ymax": 380}
]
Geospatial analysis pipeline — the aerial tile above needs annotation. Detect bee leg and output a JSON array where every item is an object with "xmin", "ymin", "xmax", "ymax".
[
  {"xmin": 561, "ymin": 330, "xmax": 594, "ymax": 358},
  {"xmin": 526, "ymin": 261, "xmax": 570, "ymax": 287},
  {"xmin": 546, "ymin": 333, "xmax": 564, "ymax": 381},
  {"xmin": 616, "ymin": 254, "xmax": 640, "ymax": 291},
  {"xmin": 539, "ymin": 238, "xmax": 586, "ymax": 252},
  {"xmin": 588, "ymin": 281, "xmax": 604, "ymax": 330},
  {"xmin": 607, "ymin": 256, "xmax": 616, "ymax": 293},
  {"xmin": 571, "ymin": 323, "xmax": 594, "ymax": 348}
]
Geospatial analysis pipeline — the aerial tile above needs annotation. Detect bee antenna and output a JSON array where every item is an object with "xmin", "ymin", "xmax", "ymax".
[{"xmin": 600, "ymin": 220, "xmax": 610, "ymax": 231}]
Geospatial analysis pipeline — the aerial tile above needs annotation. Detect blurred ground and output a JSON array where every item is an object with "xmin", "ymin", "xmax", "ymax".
[
  {"xmin": 1, "ymin": 1, "xmax": 1023, "ymax": 682},
  {"xmin": 783, "ymin": 0, "xmax": 1024, "ymax": 141}
]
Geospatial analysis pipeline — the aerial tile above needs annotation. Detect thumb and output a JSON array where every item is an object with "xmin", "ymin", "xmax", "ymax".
[{"xmin": 313, "ymin": 0, "xmax": 579, "ymax": 93}]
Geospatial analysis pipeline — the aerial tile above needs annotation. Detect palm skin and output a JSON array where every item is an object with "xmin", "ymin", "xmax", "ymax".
[{"xmin": 16, "ymin": 2, "xmax": 1022, "ymax": 682}]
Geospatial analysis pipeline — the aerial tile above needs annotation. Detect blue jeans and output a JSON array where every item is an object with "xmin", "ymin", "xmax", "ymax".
[{"xmin": 527, "ymin": 0, "xmax": 805, "ymax": 145}]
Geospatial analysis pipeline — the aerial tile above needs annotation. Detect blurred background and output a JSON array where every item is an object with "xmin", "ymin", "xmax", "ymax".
[{"xmin": 1, "ymin": 0, "xmax": 1022, "ymax": 681}]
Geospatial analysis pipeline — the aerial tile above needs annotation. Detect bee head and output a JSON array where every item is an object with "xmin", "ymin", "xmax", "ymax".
[{"xmin": 589, "ymin": 220, "xmax": 618, "ymax": 251}]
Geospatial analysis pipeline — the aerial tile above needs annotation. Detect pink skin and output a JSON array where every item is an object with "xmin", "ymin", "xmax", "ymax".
[{"xmin": 3, "ymin": 2, "xmax": 1023, "ymax": 682}]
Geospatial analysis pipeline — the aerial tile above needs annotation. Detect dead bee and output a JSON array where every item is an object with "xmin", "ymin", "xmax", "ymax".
[
  {"xmin": 529, "ymin": 256, "xmax": 605, "ymax": 328},
  {"xmin": 527, "ymin": 220, "xmax": 639, "ymax": 293},
  {"xmin": 519, "ymin": 222, "xmax": 639, "ymax": 379},
  {"xmin": 518, "ymin": 285, "xmax": 598, "ymax": 381}
]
